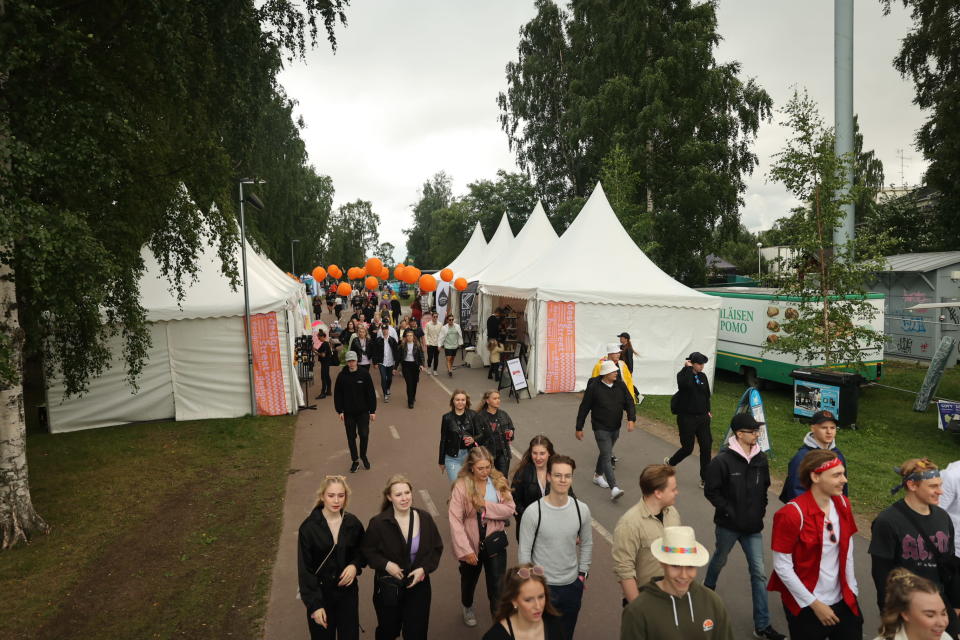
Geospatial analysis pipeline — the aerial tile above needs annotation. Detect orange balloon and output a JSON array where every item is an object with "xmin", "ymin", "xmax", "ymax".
[
  {"xmin": 454, "ymin": 277, "xmax": 468, "ymax": 291},
  {"xmin": 380, "ymin": 266, "xmax": 389, "ymax": 279},
  {"xmin": 337, "ymin": 282, "xmax": 352, "ymax": 296},
  {"xmin": 365, "ymin": 257, "xmax": 383, "ymax": 274},
  {"xmin": 364, "ymin": 276, "xmax": 378, "ymax": 291},
  {"xmin": 439, "ymin": 268, "xmax": 454, "ymax": 282},
  {"xmin": 328, "ymin": 264, "xmax": 342, "ymax": 279},
  {"xmin": 419, "ymin": 274, "xmax": 437, "ymax": 292},
  {"xmin": 404, "ymin": 267, "xmax": 421, "ymax": 284},
  {"xmin": 394, "ymin": 265, "xmax": 406, "ymax": 281},
  {"xmin": 347, "ymin": 267, "xmax": 360, "ymax": 280},
  {"xmin": 312, "ymin": 266, "xmax": 327, "ymax": 281}
]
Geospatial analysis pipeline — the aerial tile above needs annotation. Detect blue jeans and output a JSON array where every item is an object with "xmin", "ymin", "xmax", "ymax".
[
  {"xmin": 378, "ymin": 364, "xmax": 394, "ymax": 397},
  {"xmin": 548, "ymin": 579, "xmax": 584, "ymax": 639},
  {"xmin": 444, "ymin": 449, "xmax": 469, "ymax": 483},
  {"xmin": 593, "ymin": 429, "xmax": 619, "ymax": 488},
  {"xmin": 704, "ymin": 526, "xmax": 769, "ymax": 630}
]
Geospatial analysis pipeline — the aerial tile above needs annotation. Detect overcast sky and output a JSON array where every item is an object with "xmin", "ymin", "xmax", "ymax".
[{"xmin": 278, "ymin": 1, "xmax": 926, "ymax": 258}]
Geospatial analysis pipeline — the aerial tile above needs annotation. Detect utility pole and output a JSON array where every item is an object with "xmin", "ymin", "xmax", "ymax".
[{"xmin": 834, "ymin": 0, "xmax": 855, "ymax": 252}]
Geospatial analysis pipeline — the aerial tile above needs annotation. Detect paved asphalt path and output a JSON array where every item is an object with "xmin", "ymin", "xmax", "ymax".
[{"xmin": 264, "ymin": 321, "xmax": 881, "ymax": 639}]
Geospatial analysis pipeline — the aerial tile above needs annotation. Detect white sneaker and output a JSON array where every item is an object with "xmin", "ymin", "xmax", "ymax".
[
  {"xmin": 384, "ymin": 395, "xmax": 390, "ymax": 403},
  {"xmin": 611, "ymin": 487, "xmax": 625, "ymax": 500},
  {"xmin": 663, "ymin": 456, "xmax": 672, "ymax": 465},
  {"xmin": 592, "ymin": 474, "xmax": 610, "ymax": 489},
  {"xmin": 462, "ymin": 605, "xmax": 477, "ymax": 627}
]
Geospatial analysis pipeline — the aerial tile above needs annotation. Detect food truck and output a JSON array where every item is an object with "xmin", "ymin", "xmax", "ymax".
[{"xmin": 698, "ymin": 287, "xmax": 885, "ymax": 386}]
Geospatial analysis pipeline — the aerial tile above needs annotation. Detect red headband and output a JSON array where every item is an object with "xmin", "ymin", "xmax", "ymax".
[{"xmin": 814, "ymin": 457, "xmax": 843, "ymax": 474}]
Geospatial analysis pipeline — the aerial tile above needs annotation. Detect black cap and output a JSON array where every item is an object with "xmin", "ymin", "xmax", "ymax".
[
  {"xmin": 688, "ymin": 352, "xmax": 708, "ymax": 365},
  {"xmin": 811, "ymin": 410, "xmax": 837, "ymax": 425},
  {"xmin": 617, "ymin": 332, "xmax": 631, "ymax": 340},
  {"xmin": 731, "ymin": 413, "xmax": 765, "ymax": 431}
]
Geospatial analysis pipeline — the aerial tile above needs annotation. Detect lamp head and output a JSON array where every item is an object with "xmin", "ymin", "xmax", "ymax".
[{"xmin": 244, "ymin": 193, "xmax": 264, "ymax": 211}]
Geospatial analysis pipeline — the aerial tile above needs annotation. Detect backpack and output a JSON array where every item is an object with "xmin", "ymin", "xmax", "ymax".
[{"xmin": 529, "ymin": 497, "xmax": 582, "ymax": 562}]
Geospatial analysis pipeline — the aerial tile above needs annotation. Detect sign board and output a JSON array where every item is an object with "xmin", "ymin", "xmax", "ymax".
[
  {"xmin": 506, "ymin": 357, "xmax": 527, "ymax": 391},
  {"xmin": 722, "ymin": 387, "xmax": 771, "ymax": 452},
  {"xmin": 436, "ymin": 281, "xmax": 450, "ymax": 321},
  {"xmin": 793, "ymin": 380, "xmax": 841, "ymax": 420},
  {"xmin": 937, "ymin": 400, "xmax": 960, "ymax": 432}
]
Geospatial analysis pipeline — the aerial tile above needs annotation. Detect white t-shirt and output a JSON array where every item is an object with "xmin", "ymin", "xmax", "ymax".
[{"xmin": 381, "ymin": 337, "xmax": 395, "ymax": 367}]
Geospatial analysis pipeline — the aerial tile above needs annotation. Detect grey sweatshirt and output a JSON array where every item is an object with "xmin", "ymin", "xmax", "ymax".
[{"xmin": 518, "ymin": 495, "xmax": 593, "ymax": 585}]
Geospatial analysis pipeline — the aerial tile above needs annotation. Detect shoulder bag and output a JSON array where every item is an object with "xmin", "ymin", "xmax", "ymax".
[
  {"xmin": 375, "ymin": 512, "xmax": 415, "ymax": 607},
  {"xmin": 477, "ymin": 510, "xmax": 508, "ymax": 558}
]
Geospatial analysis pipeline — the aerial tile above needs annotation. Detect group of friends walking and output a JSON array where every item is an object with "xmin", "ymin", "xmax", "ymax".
[{"xmin": 301, "ymin": 295, "xmax": 959, "ymax": 640}]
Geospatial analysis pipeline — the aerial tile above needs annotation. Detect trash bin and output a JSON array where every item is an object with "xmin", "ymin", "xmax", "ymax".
[{"xmin": 789, "ymin": 367, "xmax": 865, "ymax": 428}]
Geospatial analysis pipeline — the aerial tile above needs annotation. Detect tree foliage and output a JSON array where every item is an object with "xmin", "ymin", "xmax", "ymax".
[
  {"xmin": 321, "ymin": 200, "xmax": 380, "ymax": 270},
  {"xmin": 882, "ymin": 0, "xmax": 960, "ymax": 250},
  {"xmin": 499, "ymin": 0, "xmax": 772, "ymax": 284},
  {"xmin": 764, "ymin": 91, "xmax": 887, "ymax": 368}
]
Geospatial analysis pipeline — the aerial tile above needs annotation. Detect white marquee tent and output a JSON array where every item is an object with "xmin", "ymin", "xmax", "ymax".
[
  {"xmin": 458, "ymin": 214, "xmax": 515, "ymax": 282},
  {"xmin": 444, "ymin": 222, "xmax": 487, "ymax": 277},
  {"xmin": 480, "ymin": 183, "xmax": 721, "ymax": 395},
  {"xmin": 47, "ymin": 239, "xmax": 310, "ymax": 432}
]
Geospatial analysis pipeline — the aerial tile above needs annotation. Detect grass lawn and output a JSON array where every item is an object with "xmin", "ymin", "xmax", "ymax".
[
  {"xmin": 0, "ymin": 414, "xmax": 296, "ymax": 640},
  {"xmin": 638, "ymin": 360, "xmax": 960, "ymax": 516}
]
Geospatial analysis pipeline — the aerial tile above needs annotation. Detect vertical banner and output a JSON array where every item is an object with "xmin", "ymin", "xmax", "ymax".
[
  {"xmin": 545, "ymin": 301, "xmax": 576, "ymax": 393},
  {"xmin": 250, "ymin": 312, "xmax": 288, "ymax": 416},
  {"xmin": 436, "ymin": 281, "xmax": 450, "ymax": 321}
]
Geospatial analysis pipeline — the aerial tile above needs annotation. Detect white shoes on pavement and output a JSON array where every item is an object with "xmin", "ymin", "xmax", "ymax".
[
  {"xmin": 593, "ymin": 474, "xmax": 610, "ymax": 489},
  {"xmin": 611, "ymin": 487, "xmax": 625, "ymax": 500}
]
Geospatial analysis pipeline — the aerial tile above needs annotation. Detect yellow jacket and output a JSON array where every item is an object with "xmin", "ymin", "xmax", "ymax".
[{"xmin": 591, "ymin": 358, "xmax": 636, "ymax": 402}]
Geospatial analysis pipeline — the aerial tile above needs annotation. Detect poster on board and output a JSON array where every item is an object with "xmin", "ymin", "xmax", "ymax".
[
  {"xmin": 506, "ymin": 357, "xmax": 527, "ymax": 391},
  {"xmin": 937, "ymin": 400, "xmax": 960, "ymax": 432},
  {"xmin": 793, "ymin": 380, "xmax": 840, "ymax": 419}
]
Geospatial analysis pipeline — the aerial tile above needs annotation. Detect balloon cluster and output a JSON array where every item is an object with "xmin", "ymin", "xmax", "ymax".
[{"xmin": 308, "ymin": 256, "xmax": 469, "ymax": 293}]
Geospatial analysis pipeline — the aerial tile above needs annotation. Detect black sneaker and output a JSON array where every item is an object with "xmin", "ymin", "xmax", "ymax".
[
  {"xmin": 350, "ymin": 460, "xmax": 360, "ymax": 473},
  {"xmin": 361, "ymin": 457, "xmax": 371, "ymax": 470},
  {"xmin": 753, "ymin": 626, "xmax": 786, "ymax": 640}
]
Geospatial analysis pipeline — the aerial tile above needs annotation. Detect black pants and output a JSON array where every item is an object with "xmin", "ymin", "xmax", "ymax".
[
  {"xmin": 401, "ymin": 361, "xmax": 420, "ymax": 405},
  {"xmin": 427, "ymin": 346, "xmax": 439, "ymax": 371},
  {"xmin": 487, "ymin": 362, "xmax": 500, "ymax": 380},
  {"xmin": 343, "ymin": 413, "xmax": 370, "ymax": 462},
  {"xmin": 374, "ymin": 577, "xmax": 431, "ymax": 640},
  {"xmin": 668, "ymin": 413, "xmax": 712, "ymax": 481},
  {"xmin": 783, "ymin": 600, "xmax": 862, "ymax": 640},
  {"xmin": 320, "ymin": 363, "xmax": 332, "ymax": 395},
  {"xmin": 306, "ymin": 583, "xmax": 359, "ymax": 640},
  {"xmin": 493, "ymin": 448, "xmax": 510, "ymax": 477},
  {"xmin": 459, "ymin": 548, "xmax": 507, "ymax": 616}
]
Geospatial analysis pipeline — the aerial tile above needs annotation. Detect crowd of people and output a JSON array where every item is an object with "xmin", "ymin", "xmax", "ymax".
[{"xmin": 301, "ymin": 292, "xmax": 960, "ymax": 640}]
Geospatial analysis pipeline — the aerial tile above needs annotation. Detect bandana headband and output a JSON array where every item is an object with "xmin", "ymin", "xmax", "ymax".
[
  {"xmin": 889, "ymin": 465, "xmax": 940, "ymax": 495},
  {"xmin": 814, "ymin": 457, "xmax": 843, "ymax": 474}
]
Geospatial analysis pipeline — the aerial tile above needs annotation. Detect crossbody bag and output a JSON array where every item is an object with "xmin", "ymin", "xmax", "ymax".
[
  {"xmin": 477, "ymin": 510, "xmax": 509, "ymax": 557},
  {"xmin": 375, "ymin": 512, "xmax": 415, "ymax": 607}
]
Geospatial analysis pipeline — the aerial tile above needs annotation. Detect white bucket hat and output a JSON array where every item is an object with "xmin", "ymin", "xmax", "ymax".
[
  {"xmin": 598, "ymin": 360, "xmax": 619, "ymax": 376},
  {"xmin": 606, "ymin": 342, "xmax": 621, "ymax": 355},
  {"xmin": 650, "ymin": 526, "xmax": 710, "ymax": 567}
]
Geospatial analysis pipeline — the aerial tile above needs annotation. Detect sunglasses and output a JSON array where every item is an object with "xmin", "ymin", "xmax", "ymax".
[
  {"xmin": 825, "ymin": 521, "xmax": 837, "ymax": 544},
  {"xmin": 516, "ymin": 566, "xmax": 545, "ymax": 579}
]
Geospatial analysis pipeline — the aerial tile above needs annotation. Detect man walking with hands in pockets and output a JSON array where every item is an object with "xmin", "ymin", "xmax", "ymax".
[{"xmin": 576, "ymin": 359, "xmax": 635, "ymax": 501}]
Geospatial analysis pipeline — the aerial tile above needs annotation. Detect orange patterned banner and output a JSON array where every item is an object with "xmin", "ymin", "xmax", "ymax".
[
  {"xmin": 545, "ymin": 301, "xmax": 576, "ymax": 393},
  {"xmin": 250, "ymin": 312, "xmax": 288, "ymax": 416}
]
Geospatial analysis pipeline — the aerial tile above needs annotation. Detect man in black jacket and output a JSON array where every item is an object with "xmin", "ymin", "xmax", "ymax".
[
  {"xmin": 371, "ymin": 324, "xmax": 400, "ymax": 403},
  {"xmin": 666, "ymin": 351, "xmax": 713, "ymax": 486},
  {"xmin": 702, "ymin": 413, "xmax": 785, "ymax": 640},
  {"xmin": 486, "ymin": 307, "xmax": 502, "ymax": 343},
  {"xmin": 334, "ymin": 351, "xmax": 377, "ymax": 473},
  {"xmin": 575, "ymin": 360, "xmax": 636, "ymax": 501}
]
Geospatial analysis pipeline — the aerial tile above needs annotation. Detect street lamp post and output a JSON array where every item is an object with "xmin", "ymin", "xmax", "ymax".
[
  {"xmin": 290, "ymin": 238, "xmax": 300, "ymax": 276},
  {"xmin": 756, "ymin": 242, "xmax": 763, "ymax": 281},
  {"xmin": 239, "ymin": 179, "xmax": 265, "ymax": 416}
]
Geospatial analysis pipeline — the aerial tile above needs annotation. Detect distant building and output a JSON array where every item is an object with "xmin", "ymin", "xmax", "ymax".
[
  {"xmin": 759, "ymin": 245, "xmax": 798, "ymax": 274},
  {"xmin": 869, "ymin": 251, "xmax": 960, "ymax": 365}
]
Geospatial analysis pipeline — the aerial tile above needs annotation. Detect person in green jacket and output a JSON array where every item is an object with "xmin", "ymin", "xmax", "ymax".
[{"xmin": 620, "ymin": 526, "xmax": 733, "ymax": 640}]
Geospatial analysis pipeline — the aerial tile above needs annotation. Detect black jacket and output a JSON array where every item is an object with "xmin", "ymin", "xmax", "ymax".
[
  {"xmin": 486, "ymin": 314, "xmax": 501, "ymax": 342},
  {"xmin": 362, "ymin": 508, "xmax": 443, "ymax": 579},
  {"xmin": 346, "ymin": 335, "xmax": 372, "ymax": 362},
  {"xmin": 371, "ymin": 336, "xmax": 400, "ymax": 367},
  {"xmin": 473, "ymin": 408, "xmax": 515, "ymax": 456},
  {"xmin": 621, "ymin": 347, "xmax": 635, "ymax": 374},
  {"xmin": 675, "ymin": 366, "xmax": 711, "ymax": 415},
  {"xmin": 575, "ymin": 375, "xmax": 636, "ymax": 432},
  {"xmin": 397, "ymin": 341, "xmax": 425, "ymax": 367},
  {"xmin": 390, "ymin": 299, "xmax": 402, "ymax": 315},
  {"xmin": 703, "ymin": 444, "xmax": 770, "ymax": 534},
  {"xmin": 297, "ymin": 507, "xmax": 366, "ymax": 615},
  {"xmin": 316, "ymin": 341, "xmax": 334, "ymax": 366},
  {"xmin": 438, "ymin": 409, "xmax": 481, "ymax": 463},
  {"xmin": 333, "ymin": 366, "xmax": 377, "ymax": 414},
  {"xmin": 511, "ymin": 464, "xmax": 548, "ymax": 519}
]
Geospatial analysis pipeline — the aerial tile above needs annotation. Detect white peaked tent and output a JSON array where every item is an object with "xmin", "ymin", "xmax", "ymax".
[
  {"xmin": 444, "ymin": 222, "xmax": 487, "ymax": 276},
  {"xmin": 459, "ymin": 214, "xmax": 515, "ymax": 282},
  {"xmin": 481, "ymin": 183, "xmax": 721, "ymax": 395},
  {"xmin": 47, "ymin": 239, "xmax": 310, "ymax": 432}
]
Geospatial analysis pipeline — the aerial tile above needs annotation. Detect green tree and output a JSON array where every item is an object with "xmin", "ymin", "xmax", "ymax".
[
  {"xmin": 852, "ymin": 115, "xmax": 885, "ymax": 226},
  {"xmin": 321, "ymin": 200, "xmax": 380, "ymax": 271},
  {"xmin": 499, "ymin": 0, "xmax": 772, "ymax": 284},
  {"xmin": 764, "ymin": 90, "xmax": 887, "ymax": 368},
  {"xmin": 0, "ymin": 0, "xmax": 348, "ymax": 549},
  {"xmin": 374, "ymin": 242, "xmax": 397, "ymax": 269},
  {"xmin": 461, "ymin": 170, "xmax": 538, "ymax": 237},
  {"xmin": 882, "ymin": 0, "xmax": 960, "ymax": 249},
  {"xmin": 403, "ymin": 172, "xmax": 453, "ymax": 266}
]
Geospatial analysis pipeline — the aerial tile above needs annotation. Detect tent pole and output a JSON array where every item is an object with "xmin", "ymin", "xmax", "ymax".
[{"xmin": 240, "ymin": 181, "xmax": 257, "ymax": 416}]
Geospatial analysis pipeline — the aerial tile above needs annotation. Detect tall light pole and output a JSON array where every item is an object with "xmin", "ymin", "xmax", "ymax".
[
  {"xmin": 757, "ymin": 242, "xmax": 763, "ymax": 281},
  {"xmin": 834, "ymin": 0, "xmax": 855, "ymax": 252},
  {"xmin": 290, "ymin": 238, "xmax": 300, "ymax": 276},
  {"xmin": 239, "ymin": 179, "xmax": 265, "ymax": 416}
]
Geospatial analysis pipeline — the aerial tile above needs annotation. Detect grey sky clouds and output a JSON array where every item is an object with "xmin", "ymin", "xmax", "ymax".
[{"xmin": 278, "ymin": 1, "xmax": 926, "ymax": 259}]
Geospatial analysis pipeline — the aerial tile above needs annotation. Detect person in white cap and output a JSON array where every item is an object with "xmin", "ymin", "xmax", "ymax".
[
  {"xmin": 575, "ymin": 359, "xmax": 636, "ymax": 500},
  {"xmin": 591, "ymin": 342, "xmax": 636, "ymax": 403},
  {"xmin": 620, "ymin": 525, "xmax": 733, "ymax": 640}
]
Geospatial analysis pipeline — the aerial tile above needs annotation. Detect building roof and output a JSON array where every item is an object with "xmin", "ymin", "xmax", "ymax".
[{"xmin": 881, "ymin": 252, "xmax": 960, "ymax": 273}]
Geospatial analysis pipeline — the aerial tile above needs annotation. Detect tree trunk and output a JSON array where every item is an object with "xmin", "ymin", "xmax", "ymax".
[{"xmin": 0, "ymin": 260, "xmax": 49, "ymax": 549}]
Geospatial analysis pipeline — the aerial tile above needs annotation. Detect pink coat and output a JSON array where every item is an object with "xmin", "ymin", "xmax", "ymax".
[{"xmin": 448, "ymin": 479, "xmax": 516, "ymax": 560}]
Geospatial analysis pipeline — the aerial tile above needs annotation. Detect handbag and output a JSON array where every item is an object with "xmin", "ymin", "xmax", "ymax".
[
  {"xmin": 375, "ymin": 510, "xmax": 416, "ymax": 607},
  {"xmin": 477, "ymin": 511, "xmax": 509, "ymax": 557}
]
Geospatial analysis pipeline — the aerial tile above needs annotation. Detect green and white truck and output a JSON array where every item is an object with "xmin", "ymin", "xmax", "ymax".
[{"xmin": 698, "ymin": 287, "xmax": 885, "ymax": 386}]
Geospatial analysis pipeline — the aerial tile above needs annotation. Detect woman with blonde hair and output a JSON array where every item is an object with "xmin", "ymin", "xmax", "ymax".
[
  {"xmin": 481, "ymin": 563, "xmax": 565, "ymax": 640},
  {"xmin": 448, "ymin": 446, "xmax": 516, "ymax": 627},
  {"xmin": 874, "ymin": 568, "xmax": 950, "ymax": 640},
  {"xmin": 297, "ymin": 475, "xmax": 365, "ymax": 639},
  {"xmin": 362, "ymin": 475, "xmax": 443, "ymax": 640}
]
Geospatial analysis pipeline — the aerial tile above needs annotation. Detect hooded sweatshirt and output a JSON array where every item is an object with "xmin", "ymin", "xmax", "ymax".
[
  {"xmin": 620, "ymin": 579, "xmax": 733, "ymax": 640},
  {"xmin": 703, "ymin": 437, "xmax": 770, "ymax": 534},
  {"xmin": 780, "ymin": 432, "xmax": 847, "ymax": 503}
]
